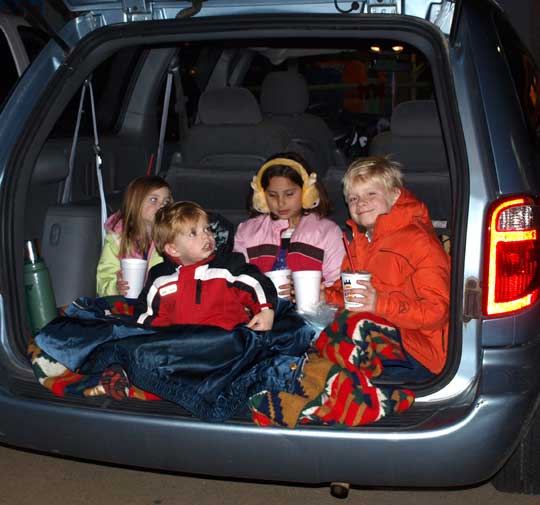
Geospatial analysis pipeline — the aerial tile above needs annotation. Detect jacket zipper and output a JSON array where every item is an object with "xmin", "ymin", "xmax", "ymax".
[{"xmin": 195, "ymin": 279, "xmax": 202, "ymax": 304}]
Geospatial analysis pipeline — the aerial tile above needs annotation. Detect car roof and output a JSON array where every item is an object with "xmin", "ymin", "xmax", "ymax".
[{"xmin": 59, "ymin": 0, "xmax": 457, "ymax": 35}]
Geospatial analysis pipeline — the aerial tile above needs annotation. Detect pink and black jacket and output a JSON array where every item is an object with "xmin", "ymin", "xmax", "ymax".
[{"xmin": 233, "ymin": 213, "xmax": 345, "ymax": 286}]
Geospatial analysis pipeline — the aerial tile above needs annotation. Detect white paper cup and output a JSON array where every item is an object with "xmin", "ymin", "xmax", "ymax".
[
  {"xmin": 292, "ymin": 270, "xmax": 322, "ymax": 313},
  {"xmin": 265, "ymin": 269, "xmax": 292, "ymax": 298},
  {"xmin": 341, "ymin": 271, "xmax": 372, "ymax": 310},
  {"xmin": 121, "ymin": 258, "xmax": 148, "ymax": 299}
]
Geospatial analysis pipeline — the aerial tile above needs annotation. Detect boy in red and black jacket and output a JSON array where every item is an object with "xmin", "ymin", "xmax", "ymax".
[{"xmin": 136, "ymin": 201, "xmax": 276, "ymax": 331}]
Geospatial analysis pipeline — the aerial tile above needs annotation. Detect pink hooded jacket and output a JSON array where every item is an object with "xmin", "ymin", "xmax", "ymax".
[
  {"xmin": 234, "ymin": 213, "xmax": 345, "ymax": 286},
  {"xmin": 96, "ymin": 211, "xmax": 162, "ymax": 296}
]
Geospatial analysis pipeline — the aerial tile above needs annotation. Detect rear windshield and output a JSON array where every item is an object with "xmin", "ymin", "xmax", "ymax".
[
  {"xmin": 0, "ymin": 27, "xmax": 19, "ymax": 107},
  {"xmin": 18, "ymin": 25, "xmax": 48, "ymax": 63},
  {"xmin": 494, "ymin": 13, "xmax": 540, "ymax": 148}
]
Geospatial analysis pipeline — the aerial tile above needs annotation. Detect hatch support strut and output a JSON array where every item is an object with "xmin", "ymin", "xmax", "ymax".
[
  {"xmin": 2, "ymin": 0, "xmax": 70, "ymax": 54},
  {"xmin": 176, "ymin": 0, "xmax": 203, "ymax": 19},
  {"xmin": 334, "ymin": 0, "xmax": 361, "ymax": 14}
]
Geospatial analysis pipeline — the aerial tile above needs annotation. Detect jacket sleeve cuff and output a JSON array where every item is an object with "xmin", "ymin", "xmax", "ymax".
[
  {"xmin": 324, "ymin": 280, "xmax": 344, "ymax": 307},
  {"xmin": 375, "ymin": 291, "xmax": 390, "ymax": 317}
]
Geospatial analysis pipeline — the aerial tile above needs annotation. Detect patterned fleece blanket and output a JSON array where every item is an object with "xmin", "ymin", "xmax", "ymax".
[
  {"xmin": 28, "ymin": 298, "xmax": 415, "ymax": 426},
  {"xmin": 248, "ymin": 311, "xmax": 416, "ymax": 428},
  {"xmin": 28, "ymin": 298, "xmax": 156, "ymax": 400}
]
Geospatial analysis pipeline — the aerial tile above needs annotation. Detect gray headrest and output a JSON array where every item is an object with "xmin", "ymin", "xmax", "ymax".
[
  {"xmin": 31, "ymin": 145, "xmax": 69, "ymax": 185},
  {"xmin": 199, "ymin": 87, "xmax": 262, "ymax": 125},
  {"xmin": 260, "ymin": 71, "xmax": 309, "ymax": 115},
  {"xmin": 391, "ymin": 100, "xmax": 441, "ymax": 137}
]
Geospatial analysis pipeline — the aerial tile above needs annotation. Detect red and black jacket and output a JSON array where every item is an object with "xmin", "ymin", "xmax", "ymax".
[{"xmin": 136, "ymin": 252, "xmax": 277, "ymax": 330}]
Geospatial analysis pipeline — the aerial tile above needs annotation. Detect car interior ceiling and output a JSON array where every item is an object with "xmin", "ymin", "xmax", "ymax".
[{"xmin": 22, "ymin": 35, "xmax": 450, "ymax": 353}]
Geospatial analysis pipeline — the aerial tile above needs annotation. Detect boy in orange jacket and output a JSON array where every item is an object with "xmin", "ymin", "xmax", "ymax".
[{"xmin": 325, "ymin": 156, "xmax": 450, "ymax": 378}]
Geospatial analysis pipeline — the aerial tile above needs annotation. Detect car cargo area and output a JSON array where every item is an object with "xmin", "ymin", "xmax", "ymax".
[{"xmin": 9, "ymin": 16, "xmax": 460, "ymax": 425}]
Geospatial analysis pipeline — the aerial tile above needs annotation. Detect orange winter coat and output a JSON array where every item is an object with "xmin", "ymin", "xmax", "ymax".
[{"xmin": 326, "ymin": 189, "xmax": 450, "ymax": 374}]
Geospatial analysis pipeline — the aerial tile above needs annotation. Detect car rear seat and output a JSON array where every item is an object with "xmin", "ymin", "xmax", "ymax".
[
  {"xmin": 322, "ymin": 100, "xmax": 451, "ymax": 233},
  {"xmin": 42, "ymin": 203, "xmax": 102, "ymax": 307},
  {"xmin": 27, "ymin": 136, "xmax": 127, "ymax": 307},
  {"xmin": 259, "ymin": 71, "xmax": 342, "ymax": 176},
  {"xmin": 25, "ymin": 141, "xmax": 70, "ymax": 242},
  {"xmin": 165, "ymin": 86, "xmax": 291, "ymax": 225},
  {"xmin": 369, "ymin": 100, "xmax": 451, "ymax": 225},
  {"xmin": 41, "ymin": 190, "xmax": 126, "ymax": 308}
]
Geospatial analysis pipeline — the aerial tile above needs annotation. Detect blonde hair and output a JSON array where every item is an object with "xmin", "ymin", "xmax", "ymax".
[
  {"xmin": 153, "ymin": 201, "xmax": 209, "ymax": 254},
  {"xmin": 117, "ymin": 176, "xmax": 171, "ymax": 257},
  {"xmin": 342, "ymin": 155, "xmax": 404, "ymax": 198}
]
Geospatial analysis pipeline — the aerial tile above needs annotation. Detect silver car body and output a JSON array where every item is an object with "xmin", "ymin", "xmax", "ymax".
[{"xmin": 0, "ymin": 0, "xmax": 539, "ymax": 492}]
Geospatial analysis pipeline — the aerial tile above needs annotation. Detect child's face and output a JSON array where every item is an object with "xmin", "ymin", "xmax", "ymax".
[
  {"xmin": 164, "ymin": 217, "xmax": 216, "ymax": 265},
  {"xmin": 346, "ymin": 178, "xmax": 400, "ymax": 233},
  {"xmin": 141, "ymin": 187, "xmax": 172, "ymax": 227},
  {"xmin": 264, "ymin": 176, "xmax": 303, "ymax": 227}
]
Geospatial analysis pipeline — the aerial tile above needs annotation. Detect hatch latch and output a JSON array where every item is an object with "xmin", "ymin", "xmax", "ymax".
[
  {"xmin": 463, "ymin": 277, "xmax": 482, "ymax": 322},
  {"xmin": 122, "ymin": 0, "xmax": 149, "ymax": 18},
  {"xmin": 367, "ymin": 0, "xmax": 401, "ymax": 14}
]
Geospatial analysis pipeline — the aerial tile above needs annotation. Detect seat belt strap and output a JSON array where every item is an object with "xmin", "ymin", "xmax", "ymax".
[
  {"xmin": 62, "ymin": 78, "xmax": 108, "ymax": 245},
  {"xmin": 62, "ymin": 80, "xmax": 87, "ymax": 205},
  {"xmin": 87, "ymin": 79, "xmax": 108, "ymax": 246},
  {"xmin": 170, "ymin": 56, "xmax": 188, "ymax": 142},
  {"xmin": 155, "ymin": 69, "xmax": 173, "ymax": 175}
]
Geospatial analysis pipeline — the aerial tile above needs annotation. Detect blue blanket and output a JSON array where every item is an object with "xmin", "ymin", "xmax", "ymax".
[{"xmin": 33, "ymin": 297, "xmax": 314, "ymax": 422}]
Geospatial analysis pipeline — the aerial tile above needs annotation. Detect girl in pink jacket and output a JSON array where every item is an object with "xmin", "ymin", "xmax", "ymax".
[
  {"xmin": 96, "ymin": 176, "xmax": 172, "ymax": 296},
  {"xmin": 234, "ymin": 153, "xmax": 345, "ymax": 298}
]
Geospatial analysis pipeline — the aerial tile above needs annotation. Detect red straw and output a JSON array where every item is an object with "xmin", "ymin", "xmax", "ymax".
[
  {"xmin": 342, "ymin": 231, "xmax": 355, "ymax": 271},
  {"xmin": 146, "ymin": 153, "xmax": 155, "ymax": 176}
]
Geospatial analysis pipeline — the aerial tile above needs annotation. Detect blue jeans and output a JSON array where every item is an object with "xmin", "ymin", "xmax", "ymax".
[{"xmin": 378, "ymin": 349, "xmax": 436, "ymax": 383}]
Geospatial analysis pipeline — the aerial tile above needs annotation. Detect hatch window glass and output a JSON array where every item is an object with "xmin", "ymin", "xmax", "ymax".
[
  {"xmin": 18, "ymin": 25, "xmax": 48, "ymax": 63},
  {"xmin": 494, "ymin": 13, "xmax": 540, "ymax": 146},
  {"xmin": 50, "ymin": 47, "xmax": 143, "ymax": 137},
  {"xmin": 242, "ymin": 43, "xmax": 433, "ymax": 118},
  {"xmin": 0, "ymin": 28, "xmax": 20, "ymax": 108}
]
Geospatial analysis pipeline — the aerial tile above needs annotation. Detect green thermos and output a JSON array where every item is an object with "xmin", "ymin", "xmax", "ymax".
[{"xmin": 24, "ymin": 240, "xmax": 57, "ymax": 334}]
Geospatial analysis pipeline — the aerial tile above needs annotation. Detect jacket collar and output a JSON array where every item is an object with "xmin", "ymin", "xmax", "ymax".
[
  {"xmin": 104, "ymin": 210, "xmax": 123, "ymax": 233},
  {"xmin": 346, "ymin": 188, "xmax": 431, "ymax": 241},
  {"xmin": 267, "ymin": 212, "xmax": 320, "ymax": 232},
  {"xmin": 164, "ymin": 253, "xmax": 216, "ymax": 269}
]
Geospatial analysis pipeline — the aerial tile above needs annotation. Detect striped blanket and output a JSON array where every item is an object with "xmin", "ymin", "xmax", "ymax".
[{"xmin": 249, "ymin": 311, "xmax": 416, "ymax": 427}]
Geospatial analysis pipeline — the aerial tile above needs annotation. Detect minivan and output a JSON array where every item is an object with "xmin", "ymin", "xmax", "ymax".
[{"xmin": 0, "ymin": 0, "xmax": 539, "ymax": 497}]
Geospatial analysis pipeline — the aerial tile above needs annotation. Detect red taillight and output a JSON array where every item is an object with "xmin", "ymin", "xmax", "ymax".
[{"xmin": 484, "ymin": 196, "xmax": 540, "ymax": 316}]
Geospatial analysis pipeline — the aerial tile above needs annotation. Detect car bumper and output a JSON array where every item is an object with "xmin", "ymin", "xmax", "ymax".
[{"xmin": 1, "ymin": 342, "xmax": 539, "ymax": 487}]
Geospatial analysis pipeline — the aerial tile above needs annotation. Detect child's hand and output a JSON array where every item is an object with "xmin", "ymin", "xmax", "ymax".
[
  {"xmin": 319, "ymin": 281, "xmax": 326, "ymax": 303},
  {"xmin": 277, "ymin": 278, "xmax": 292, "ymax": 300},
  {"xmin": 116, "ymin": 270, "xmax": 129, "ymax": 297},
  {"xmin": 247, "ymin": 309, "xmax": 275, "ymax": 331},
  {"xmin": 346, "ymin": 280, "xmax": 377, "ymax": 313}
]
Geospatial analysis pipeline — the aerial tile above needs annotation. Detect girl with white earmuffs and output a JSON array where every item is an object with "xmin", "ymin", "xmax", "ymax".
[{"xmin": 234, "ymin": 152, "xmax": 345, "ymax": 299}]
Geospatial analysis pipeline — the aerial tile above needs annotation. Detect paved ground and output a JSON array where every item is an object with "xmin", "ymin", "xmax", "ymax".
[{"xmin": 1, "ymin": 444, "xmax": 540, "ymax": 505}]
